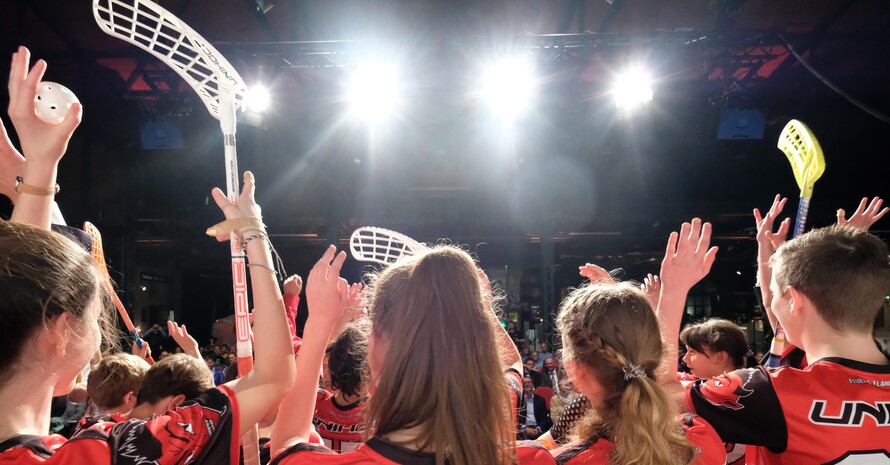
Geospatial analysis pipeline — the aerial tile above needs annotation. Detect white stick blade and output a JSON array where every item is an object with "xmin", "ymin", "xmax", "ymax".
[{"xmin": 93, "ymin": 0, "xmax": 247, "ymax": 119}]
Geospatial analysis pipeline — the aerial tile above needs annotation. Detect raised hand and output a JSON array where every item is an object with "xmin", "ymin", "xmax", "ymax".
[
  {"xmin": 660, "ymin": 218, "xmax": 718, "ymax": 293},
  {"xmin": 837, "ymin": 196, "xmax": 888, "ymax": 231},
  {"xmin": 132, "ymin": 340, "xmax": 152, "ymax": 362},
  {"xmin": 283, "ymin": 274, "xmax": 303, "ymax": 296},
  {"xmin": 753, "ymin": 194, "xmax": 791, "ymax": 261},
  {"xmin": 579, "ymin": 263, "xmax": 613, "ymax": 284},
  {"xmin": 641, "ymin": 273, "xmax": 661, "ymax": 309},
  {"xmin": 167, "ymin": 320, "xmax": 202, "ymax": 360},
  {"xmin": 207, "ymin": 171, "xmax": 262, "ymax": 241},
  {"xmin": 7, "ymin": 47, "xmax": 81, "ymax": 167},
  {"xmin": 306, "ymin": 245, "xmax": 349, "ymax": 331}
]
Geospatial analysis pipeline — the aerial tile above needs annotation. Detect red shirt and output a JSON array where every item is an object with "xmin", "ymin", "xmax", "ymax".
[
  {"xmin": 550, "ymin": 413, "xmax": 725, "ymax": 465},
  {"xmin": 313, "ymin": 390, "xmax": 366, "ymax": 453},
  {"xmin": 271, "ymin": 438, "xmax": 556, "ymax": 465},
  {"xmin": 0, "ymin": 386, "xmax": 239, "ymax": 465},
  {"xmin": 687, "ymin": 356, "xmax": 890, "ymax": 464}
]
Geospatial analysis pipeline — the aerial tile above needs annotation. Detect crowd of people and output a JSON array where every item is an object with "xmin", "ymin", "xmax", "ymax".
[{"xmin": 1, "ymin": 46, "xmax": 889, "ymax": 465}]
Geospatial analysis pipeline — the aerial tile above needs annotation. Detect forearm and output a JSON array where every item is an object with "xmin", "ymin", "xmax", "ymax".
[
  {"xmin": 655, "ymin": 286, "xmax": 686, "ymax": 383},
  {"xmin": 228, "ymin": 238, "xmax": 295, "ymax": 437},
  {"xmin": 9, "ymin": 160, "xmax": 58, "ymax": 229},
  {"xmin": 755, "ymin": 259, "xmax": 777, "ymax": 332},
  {"xmin": 270, "ymin": 317, "xmax": 331, "ymax": 453},
  {"xmin": 247, "ymin": 238, "xmax": 294, "ymax": 388}
]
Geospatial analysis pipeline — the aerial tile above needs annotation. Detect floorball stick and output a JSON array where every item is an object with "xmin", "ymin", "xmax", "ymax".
[
  {"xmin": 93, "ymin": 1, "xmax": 258, "ymax": 462},
  {"xmin": 84, "ymin": 222, "xmax": 155, "ymax": 365},
  {"xmin": 349, "ymin": 227, "xmax": 426, "ymax": 265}
]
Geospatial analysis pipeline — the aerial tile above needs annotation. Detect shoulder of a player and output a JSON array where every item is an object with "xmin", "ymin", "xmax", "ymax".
[
  {"xmin": 0, "ymin": 433, "xmax": 111, "ymax": 464},
  {"xmin": 270, "ymin": 442, "xmax": 362, "ymax": 465},
  {"xmin": 517, "ymin": 440, "xmax": 558, "ymax": 465},
  {"xmin": 550, "ymin": 437, "xmax": 609, "ymax": 465}
]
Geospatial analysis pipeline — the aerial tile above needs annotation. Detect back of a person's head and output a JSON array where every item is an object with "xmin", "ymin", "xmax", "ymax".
[
  {"xmin": 88, "ymin": 353, "xmax": 151, "ymax": 411},
  {"xmin": 366, "ymin": 245, "xmax": 514, "ymax": 465},
  {"xmin": 557, "ymin": 282, "xmax": 693, "ymax": 465},
  {"xmin": 137, "ymin": 353, "xmax": 214, "ymax": 405},
  {"xmin": 771, "ymin": 225, "xmax": 890, "ymax": 334},
  {"xmin": 327, "ymin": 320, "xmax": 370, "ymax": 398},
  {"xmin": 0, "ymin": 221, "xmax": 115, "ymax": 382},
  {"xmin": 679, "ymin": 318, "xmax": 749, "ymax": 370}
]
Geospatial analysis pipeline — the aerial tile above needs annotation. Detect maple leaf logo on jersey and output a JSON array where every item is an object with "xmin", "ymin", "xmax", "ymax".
[{"xmin": 700, "ymin": 370, "xmax": 754, "ymax": 410}]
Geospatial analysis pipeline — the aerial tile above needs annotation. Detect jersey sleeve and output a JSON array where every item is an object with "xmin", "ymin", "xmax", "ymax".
[
  {"xmin": 106, "ymin": 386, "xmax": 239, "ymax": 465},
  {"xmin": 516, "ymin": 441, "xmax": 558, "ymax": 465},
  {"xmin": 679, "ymin": 414, "xmax": 726, "ymax": 465},
  {"xmin": 686, "ymin": 367, "xmax": 787, "ymax": 453},
  {"xmin": 550, "ymin": 396, "xmax": 591, "ymax": 446}
]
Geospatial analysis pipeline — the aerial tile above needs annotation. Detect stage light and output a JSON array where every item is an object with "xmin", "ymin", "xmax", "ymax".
[
  {"xmin": 244, "ymin": 85, "xmax": 271, "ymax": 113},
  {"xmin": 482, "ymin": 58, "xmax": 535, "ymax": 119},
  {"xmin": 612, "ymin": 67, "xmax": 653, "ymax": 109},
  {"xmin": 347, "ymin": 62, "xmax": 400, "ymax": 122}
]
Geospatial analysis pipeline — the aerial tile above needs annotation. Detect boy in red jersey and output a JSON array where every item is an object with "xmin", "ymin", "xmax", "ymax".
[{"xmin": 658, "ymin": 219, "xmax": 890, "ymax": 465}]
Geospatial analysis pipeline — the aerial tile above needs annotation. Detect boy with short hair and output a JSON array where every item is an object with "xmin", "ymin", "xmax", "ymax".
[
  {"xmin": 659, "ymin": 221, "xmax": 890, "ymax": 464},
  {"xmin": 87, "ymin": 353, "xmax": 151, "ymax": 417}
]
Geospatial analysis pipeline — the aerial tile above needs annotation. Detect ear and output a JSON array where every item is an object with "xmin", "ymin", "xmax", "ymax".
[
  {"xmin": 40, "ymin": 312, "xmax": 75, "ymax": 357},
  {"xmin": 712, "ymin": 350, "xmax": 729, "ymax": 366},
  {"xmin": 123, "ymin": 391, "xmax": 138, "ymax": 409},
  {"xmin": 786, "ymin": 286, "xmax": 812, "ymax": 318},
  {"xmin": 167, "ymin": 394, "xmax": 187, "ymax": 411}
]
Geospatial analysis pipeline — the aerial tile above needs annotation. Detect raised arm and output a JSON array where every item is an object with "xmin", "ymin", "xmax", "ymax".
[
  {"xmin": 837, "ymin": 196, "xmax": 888, "ymax": 231},
  {"xmin": 210, "ymin": 172, "xmax": 296, "ymax": 437},
  {"xmin": 7, "ymin": 47, "xmax": 82, "ymax": 229},
  {"xmin": 270, "ymin": 246, "xmax": 350, "ymax": 453},
  {"xmin": 655, "ymin": 218, "xmax": 717, "ymax": 394},
  {"xmin": 167, "ymin": 320, "xmax": 202, "ymax": 360},
  {"xmin": 752, "ymin": 195, "xmax": 790, "ymax": 332}
]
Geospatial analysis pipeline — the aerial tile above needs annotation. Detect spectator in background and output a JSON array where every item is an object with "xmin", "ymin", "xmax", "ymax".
[
  {"xmin": 529, "ymin": 351, "xmax": 541, "ymax": 371},
  {"xmin": 536, "ymin": 342, "xmax": 554, "ymax": 369},
  {"xmin": 517, "ymin": 376, "xmax": 551, "ymax": 440},
  {"xmin": 524, "ymin": 359, "xmax": 541, "ymax": 387},
  {"xmin": 539, "ymin": 357, "xmax": 565, "ymax": 397},
  {"xmin": 520, "ymin": 345, "xmax": 531, "ymax": 363}
]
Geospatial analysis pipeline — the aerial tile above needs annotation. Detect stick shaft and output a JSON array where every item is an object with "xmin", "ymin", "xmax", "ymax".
[{"xmin": 793, "ymin": 196, "xmax": 811, "ymax": 238}]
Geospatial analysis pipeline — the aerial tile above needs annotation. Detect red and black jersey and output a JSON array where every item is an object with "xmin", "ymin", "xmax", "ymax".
[
  {"xmin": 0, "ymin": 386, "xmax": 239, "ymax": 465},
  {"xmin": 550, "ymin": 413, "xmax": 726, "ymax": 465},
  {"xmin": 271, "ymin": 437, "xmax": 557, "ymax": 465},
  {"xmin": 313, "ymin": 389, "xmax": 366, "ymax": 453},
  {"xmin": 687, "ymin": 356, "xmax": 890, "ymax": 464}
]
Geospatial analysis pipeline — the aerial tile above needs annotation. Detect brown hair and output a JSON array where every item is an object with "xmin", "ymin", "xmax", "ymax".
[
  {"xmin": 88, "ymin": 353, "xmax": 150, "ymax": 410},
  {"xmin": 680, "ymin": 318, "xmax": 749, "ymax": 370},
  {"xmin": 137, "ymin": 353, "xmax": 214, "ymax": 404},
  {"xmin": 365, "ymin": 245, "xmax": 515, "ymax": 465},
  {"xmin": 557, "ymin": 282, "xmax": 694, "ymax": 465},
  {"xmin": 327, "ymin": 320, "xmax": 370, "ymax": 398},
  {"xmin": 770, "ymin": 225, "xmax": 890, "ymax": 334},
  {"xmin": 0, "ymin": 221, "xmax": 117, "ymax": 384}
]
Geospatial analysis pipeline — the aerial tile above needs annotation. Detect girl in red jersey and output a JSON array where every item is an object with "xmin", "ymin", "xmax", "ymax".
[
  {"xmin": 270, "ymin": 245, "xmax": 555, "ymax": 465},
  {"xmin": 0, "ymin": 47, "xmax": 295, "ymax": 465},
  {"xmin": 548, "ymin": 282, "xmax": 725, "ymax": 465}
]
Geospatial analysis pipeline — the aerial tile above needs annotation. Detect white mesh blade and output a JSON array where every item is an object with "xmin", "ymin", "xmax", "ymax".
[
  {"xmin": 93, "ymin": 0, "xmax": 247, "ymax": 119},
  {"xmin": 349, "ymin": 227, "xmax": 424, "ymax": 264}
]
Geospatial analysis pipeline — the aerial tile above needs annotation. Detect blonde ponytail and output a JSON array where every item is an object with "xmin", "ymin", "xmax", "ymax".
[
  {"xmin": 613, "ymin": 376, "xmax": 692, "ymax": 465},
  {"xmin": 556, "ymin": 282, "xmax": 694, "ymax": 465}
]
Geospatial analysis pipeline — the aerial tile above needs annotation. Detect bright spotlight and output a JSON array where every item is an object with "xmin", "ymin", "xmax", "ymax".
[
  {"xmin": 348, "ymin": 62, "xmax": 400, "ymax": 122},
  {"xmin": 482, "ymin": 58, "xmax": 535, "ymax": 119},
  {"xmin": 612, "ymin": 67, "xmax": 653, "ymax": 109},
  {"xmin": 244, "ymin": 85, "xmax": 271, "ymax": 113}
]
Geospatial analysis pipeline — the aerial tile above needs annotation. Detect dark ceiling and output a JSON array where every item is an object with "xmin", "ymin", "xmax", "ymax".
[{"xmin": 1, "ymin": 0, "xmax": 889, "ymax": 334}]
